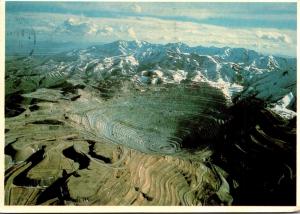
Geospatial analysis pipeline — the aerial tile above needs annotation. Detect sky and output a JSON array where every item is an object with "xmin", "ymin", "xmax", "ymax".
[{"xmin": 5, "ymin": 2, "xmax": 297, "ymax": 57}]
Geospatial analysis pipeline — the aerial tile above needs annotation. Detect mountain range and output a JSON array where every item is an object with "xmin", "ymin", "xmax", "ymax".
[
  {"xmin": 16, "ymin": 40, "xmax": 296, "ymax": 118},
  {"xmin": 5, "ymin": 40, "xmax": 297, "ymax": 206}
]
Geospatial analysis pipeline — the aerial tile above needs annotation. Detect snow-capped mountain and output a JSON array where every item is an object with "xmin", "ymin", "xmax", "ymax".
[{"xmin": 16, "ymin": 40, "xmax": 297, "ymax": 118}]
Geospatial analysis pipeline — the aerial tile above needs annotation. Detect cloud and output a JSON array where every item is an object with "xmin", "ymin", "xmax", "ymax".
[
  {"xmin": 6, "ymin": 12, "xmax": 297, "ymax": 57},
  {"xmin": 256, "ymin": 31, "xmax": 291, "ymax": 44},
  {"xmin": 6, "ymin": 2, "xmax": 296, "ymax": 33},
  {"xmin": 127, "ymin": 27, "xmax": 137, "ymax": 39},
  {"xmin": 96, "ymin": 26, "xmax": 114, "ymax": 36},
  {"xmin": 57, "ymin": 18, "xmax": 97, "ymax": 35},
  {"xmin": 132, "ymin": 4, "xmax": 142, "ymax": 13}
]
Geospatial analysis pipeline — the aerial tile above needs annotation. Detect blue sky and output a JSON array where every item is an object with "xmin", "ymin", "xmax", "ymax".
[{"xmin": 6, "ymin": 2, "xmax": 297, "ymax": 56}]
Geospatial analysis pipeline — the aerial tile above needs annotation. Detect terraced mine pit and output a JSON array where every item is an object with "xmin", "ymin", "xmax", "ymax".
[{"xmin": 4, "ymin": 52, "xmax": 296, "ymax": 206}]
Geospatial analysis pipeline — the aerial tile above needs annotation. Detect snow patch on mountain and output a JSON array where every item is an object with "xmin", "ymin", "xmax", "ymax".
[
  {"xmin": 268, "ymin": 92, "xmax": 296, "ymax": 119},
  {"xmin": 240, "ymin": 66, "xmax": 296, "ymax": 103},
  {"xmin": 35, "ymin": 40, "xmax": 296, "ymax": 119}
]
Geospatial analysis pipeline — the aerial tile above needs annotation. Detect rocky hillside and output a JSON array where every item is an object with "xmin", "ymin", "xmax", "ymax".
[{"xmin": 5, "ymin": 41, "xmax": 296, "ymax": 206}]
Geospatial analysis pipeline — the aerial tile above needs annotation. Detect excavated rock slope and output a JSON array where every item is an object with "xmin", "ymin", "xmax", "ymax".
[{"xmin": 5, "ymin": 82, "xmax": 233, "ymax": 206}]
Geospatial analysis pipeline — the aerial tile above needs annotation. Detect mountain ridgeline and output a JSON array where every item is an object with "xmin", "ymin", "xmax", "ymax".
[{"xmin": 6, "ymin": 40, "xmax": 296, "ymax": 114}]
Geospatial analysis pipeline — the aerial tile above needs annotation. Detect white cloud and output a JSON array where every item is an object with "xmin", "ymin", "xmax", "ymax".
[
  {"xmin": 128, "ymin": 27, "xmax": 137, "ymax": 39},
  {"xmin": 48, "ymin": 2, "xmax": 296, "ymax": 22},
  {"xmin": 132, "ymin": 4, "xmax": 142, "ymax": 13},
  {"xmin": 6, "ymin": 12, "xmax": 297, "ymax": 57},
  {"xmin": 256, "ymin": 31, "xmax": 291, "ymax": 44},
  {"xmin": 96, "ymin": 26, "xmax": 114, "ymax": 36},
  {"xmin": 56, "ymin": 17, "xmax": 97, "ymax": 35}
]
